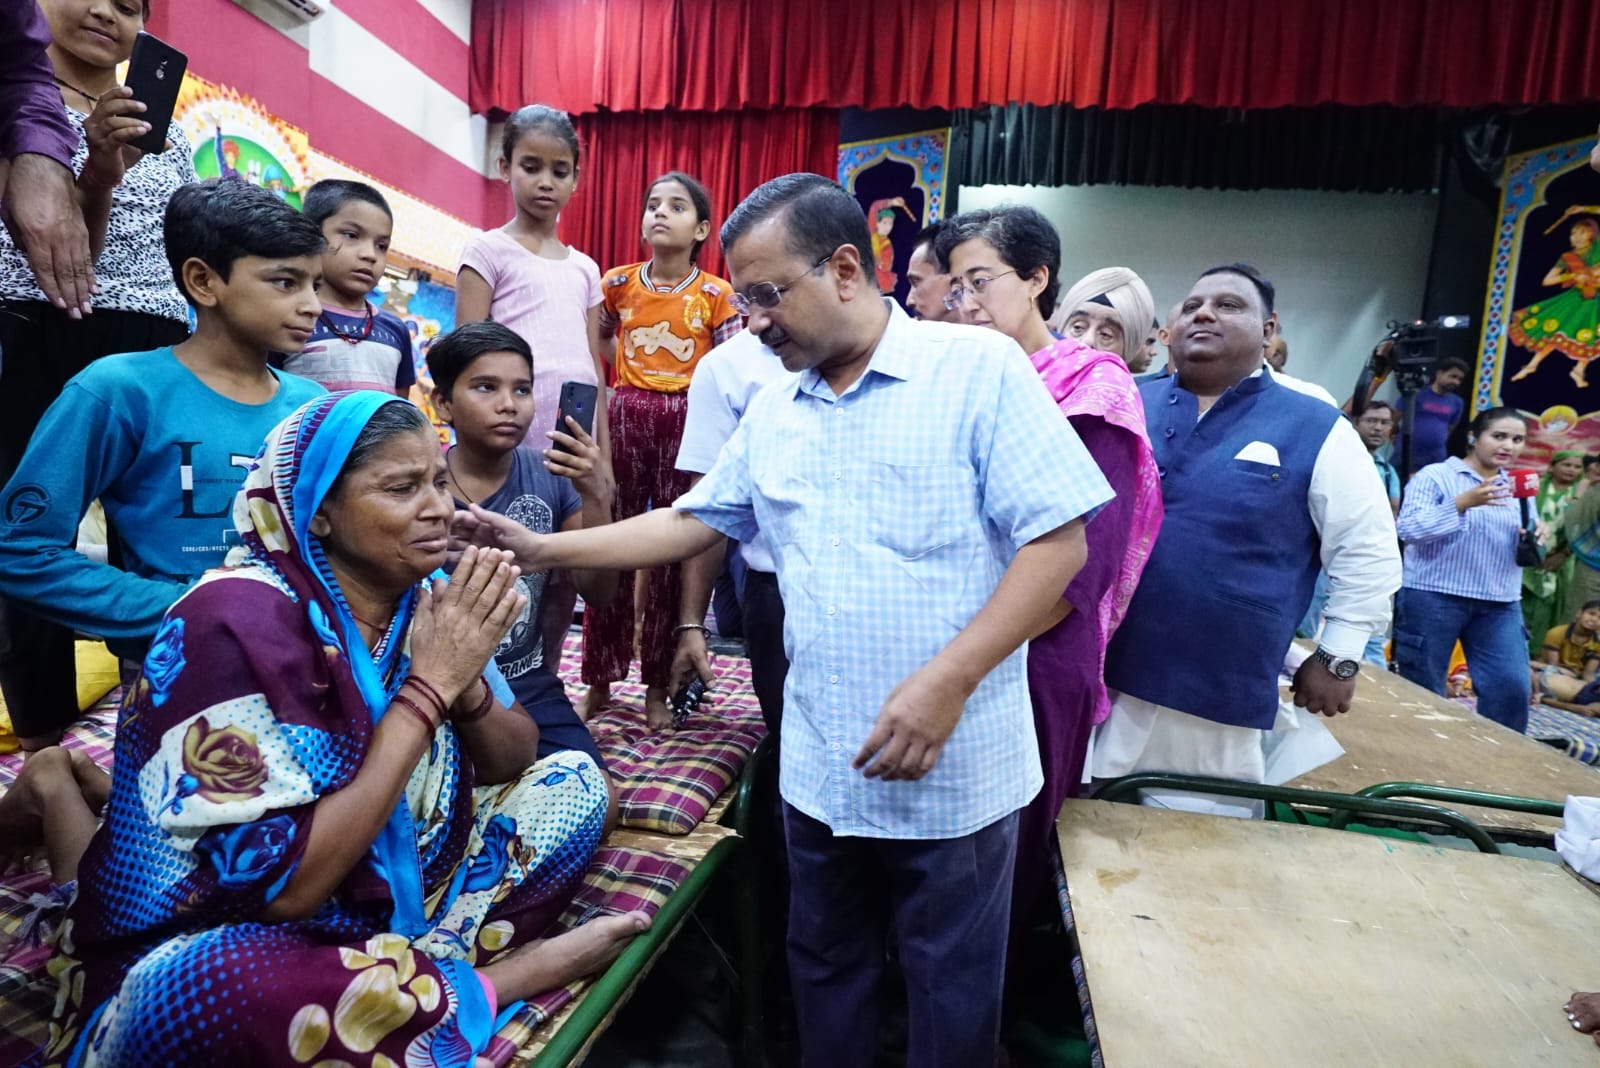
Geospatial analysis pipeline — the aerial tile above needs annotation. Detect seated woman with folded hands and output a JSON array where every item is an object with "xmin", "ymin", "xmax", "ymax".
[{"xmin": 11, "ymin": 392, "xmax": 646, "ymax": 1068}]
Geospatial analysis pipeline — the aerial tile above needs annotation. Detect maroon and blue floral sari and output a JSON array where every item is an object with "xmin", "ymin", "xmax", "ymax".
[{"xmin": 32, "ymin": 392, "xmax": 608, "ymax": 1067}]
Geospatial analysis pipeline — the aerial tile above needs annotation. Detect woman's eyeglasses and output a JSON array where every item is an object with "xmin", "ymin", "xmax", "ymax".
[
  {"xmin": 943, "ymin": 269, "xmax": 1019, "ymax": 311},
  {"xmin": 731, "ymin": 254, "xmax": 833, "ymax": 316}
]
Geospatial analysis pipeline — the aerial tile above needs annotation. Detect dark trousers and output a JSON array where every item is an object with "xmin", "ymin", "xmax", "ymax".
[
  {"xmin": 0, "ymin": 301, "xmax": 188, "ymax": 739},
  {"xmin": 710, "ymin": 538, "xmax": 745, "ymax": 638},
  {"xmin": 783, "ymin": 804, "xmax": 1019, "ymax": 1068},
  {"xmin": 741, "ymin": 568, "xmax": 787, "ymax": 736}
]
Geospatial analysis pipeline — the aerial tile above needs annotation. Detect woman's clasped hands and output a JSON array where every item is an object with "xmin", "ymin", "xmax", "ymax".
[{"xmin": 408, "ymin": 545, "xmax": 527, "ymax": 708}]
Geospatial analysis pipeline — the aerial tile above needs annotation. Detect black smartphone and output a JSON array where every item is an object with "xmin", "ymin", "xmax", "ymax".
[
  {"xmin": 670, "ymin": 676, "xmax": 708, "ymax": 729},
  {"xmin": 123, "ymin": 32, "xmax": 187, "ymax": 155},
  {"xmin": 552, "ymin": 381, "xmax": 598, "ymax": 454}
]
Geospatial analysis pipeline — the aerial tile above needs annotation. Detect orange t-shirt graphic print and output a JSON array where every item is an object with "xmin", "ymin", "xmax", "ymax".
[{"xmin": 603, "ymin": 262, "xmax": 741, "ymax": 392}]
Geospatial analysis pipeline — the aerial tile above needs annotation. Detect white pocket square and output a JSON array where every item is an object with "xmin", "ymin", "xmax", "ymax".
[{"xmin": 1233, "ymin": 441, "xmax": 1281, "ymax": 465}]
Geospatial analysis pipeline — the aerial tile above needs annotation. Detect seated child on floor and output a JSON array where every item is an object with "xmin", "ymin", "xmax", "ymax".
[
  {"xmin": 1535, "ymin": 602, "xmax": 1600, "ymax": 714},
  {"xmin": 1539, "ymin": 601, "xmax": 1600, "ymax": 678},
  {"xmin": 429, "ymin": 321, "xmax": 618, "ymax": 765}
]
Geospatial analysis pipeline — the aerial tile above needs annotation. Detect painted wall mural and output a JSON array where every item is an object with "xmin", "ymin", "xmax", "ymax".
[
  {"xmin": 1480, "ymin": 132, "xmax": 1600, "ymax": 469},
  {"xmin": 380, "ymin": 276, "xmax": 458, "ymax": 444},
  {"xmin": 838, "ymin": 129, "xmax": 947, "ymax": 308}
]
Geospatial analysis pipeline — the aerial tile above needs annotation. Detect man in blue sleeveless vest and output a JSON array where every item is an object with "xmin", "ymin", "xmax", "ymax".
[{"xmin": 1095, "ymin": 264, "xmax": 1401, "ymax": 815}]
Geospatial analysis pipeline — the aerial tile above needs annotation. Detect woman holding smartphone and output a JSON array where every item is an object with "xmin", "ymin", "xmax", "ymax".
[{"xmin": 0, "ymin": 0, "xmax": 196, "ymax": 751}]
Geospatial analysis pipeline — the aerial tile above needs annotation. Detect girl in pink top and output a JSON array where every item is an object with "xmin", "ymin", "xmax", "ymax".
[
  {"xmin": 456, "ymin": 104, "xmax": 609, "ymax": 675},
  {"xmin": 457, "ymin": 105, "xmax": 605, "ymax": 449}
]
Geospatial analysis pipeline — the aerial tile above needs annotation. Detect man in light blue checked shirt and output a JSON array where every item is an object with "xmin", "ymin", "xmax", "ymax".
[{"xmin": 451, "ymin": 174, "xmax": 1113, "ymax": 1067}]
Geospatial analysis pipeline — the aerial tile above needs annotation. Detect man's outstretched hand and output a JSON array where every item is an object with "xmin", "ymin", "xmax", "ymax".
[{"xmin": 449, "ymin": 503, "xmax": 543, "ymax": 572}]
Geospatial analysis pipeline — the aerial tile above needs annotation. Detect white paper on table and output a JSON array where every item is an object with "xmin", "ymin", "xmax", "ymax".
[
  {"xmin": 1281, "ymin": 641, "xmax": 1314, "ymax": 681},
  {"xmin": 1556, "ymin": 796, "xmax": 1600, "ymax": 880},
  {"xmin": 1261, "ymin": 700, "xmax": 1346, "ymax": 785}
]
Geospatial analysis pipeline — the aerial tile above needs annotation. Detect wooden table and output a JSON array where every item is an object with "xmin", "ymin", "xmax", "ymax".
[
  {"xmin": 1285, "ymin": 662, "xmax": 1600, "ymax": 838},
  {"xmin": 1058, "ymin": 799, "xmax": 1600, "ymax": 1067}
]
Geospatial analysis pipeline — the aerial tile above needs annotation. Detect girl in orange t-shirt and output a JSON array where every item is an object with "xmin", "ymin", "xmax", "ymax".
[{"xmin": 584, "ymin": 172, "xmax": 742, "ymax": 726}]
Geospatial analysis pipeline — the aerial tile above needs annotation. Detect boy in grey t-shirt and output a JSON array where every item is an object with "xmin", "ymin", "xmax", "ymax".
[{"xmin": 428, "ymin": 321, "xmax": 617, "ymax": 764}]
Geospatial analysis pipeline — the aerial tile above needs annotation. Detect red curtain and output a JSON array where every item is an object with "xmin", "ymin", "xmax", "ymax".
[
  {"xmin": 561, "ymin": 108, "xmax": 841, "ymax": 281},
  {"xmin": 472, "ymin": 0, "xmax": 1600, "ymax": 117}
]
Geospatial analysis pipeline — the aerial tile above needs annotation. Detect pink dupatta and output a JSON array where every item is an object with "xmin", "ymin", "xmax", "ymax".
[{"xmin": 1030, "ymin": 337, "xmax": 1164, "ymax": 724}]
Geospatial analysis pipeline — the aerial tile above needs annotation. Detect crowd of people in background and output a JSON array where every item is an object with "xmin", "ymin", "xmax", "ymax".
[{"xmin": 5, "ymin": 5, "xmax": 1600, "ymax": 1057}]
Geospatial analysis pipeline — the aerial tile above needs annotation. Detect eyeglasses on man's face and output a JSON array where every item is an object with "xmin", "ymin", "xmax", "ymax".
[
  {"xmin": 731, "ymin": 253, "xmax": 833, "ymax": 317},
  {"xmin": 943, "ymin": 269, "xmax": 1019, "ymax": 312}
]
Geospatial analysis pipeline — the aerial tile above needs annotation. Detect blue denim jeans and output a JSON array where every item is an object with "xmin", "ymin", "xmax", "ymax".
[
  {"xmin": 1393, "ymin": 587, "xmax": 1529, "ymax": 733},
  {"xmin": 1363, "ymin": 633, "xmax": 1389, "ymax": 668}
]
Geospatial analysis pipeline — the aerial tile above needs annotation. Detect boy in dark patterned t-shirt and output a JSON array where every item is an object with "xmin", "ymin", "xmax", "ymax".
[{"xmin": 428, "ymin": 321, "xmax": 616, "ymax": 764}]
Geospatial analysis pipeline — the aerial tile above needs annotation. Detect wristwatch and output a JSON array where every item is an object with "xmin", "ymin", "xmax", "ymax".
[{"xmin": 1313, "ymin": 647, "xmax": 1361, "ymax": 680}]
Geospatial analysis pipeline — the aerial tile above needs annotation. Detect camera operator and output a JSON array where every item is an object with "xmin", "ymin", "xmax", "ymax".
[{"xmin": 1396, "ymin": 357, "xmax": 1469, "ymax": 477}]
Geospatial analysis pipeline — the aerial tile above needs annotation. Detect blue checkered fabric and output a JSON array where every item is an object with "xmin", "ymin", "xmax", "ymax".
[{"xmin": 677, "ymin": 303, "xmax": 1113, "ymax": 838}]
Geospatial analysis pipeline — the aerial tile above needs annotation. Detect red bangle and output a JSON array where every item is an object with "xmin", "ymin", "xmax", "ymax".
[
  {"xmin": 402, "ymin": 677, "xmax": 448, "ymax": 718},
  {"xmin": 392, "ymin": 691, "xmax": 439, "ymax": 733},
  {"xmin": 454, "ymin": 677, "xmax": 495, "ymax": 724},
  {"xmin": 405, "ymin": 675, "xmax": 449, "ymax": 715}
]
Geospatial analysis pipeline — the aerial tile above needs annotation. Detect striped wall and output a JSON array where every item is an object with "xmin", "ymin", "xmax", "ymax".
[{"xmin": 149, "ymin": 0, "xmax": 506, "ymax": 230}]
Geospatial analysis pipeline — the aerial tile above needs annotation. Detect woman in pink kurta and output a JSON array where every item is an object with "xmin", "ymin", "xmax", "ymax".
[{"xmin": 938, "ymin": 207, "xmax": 1163, "ymax": 928}]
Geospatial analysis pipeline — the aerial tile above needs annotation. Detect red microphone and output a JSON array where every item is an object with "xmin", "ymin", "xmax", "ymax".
[{"xmin": 1507, "ymin": 468, "xmax": 1541, "ymax": 499}]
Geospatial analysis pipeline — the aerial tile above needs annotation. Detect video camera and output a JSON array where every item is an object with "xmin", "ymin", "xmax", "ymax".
[
  {"xmin": 1350, "ymin": 315, "xmax": 1471, "ymax": 421},
  {"xmin": 1372, "ymin": 315, "xmax": 1472, "ymax": 392},
  {"xmin": 1350, "ymin": 315, "xmax": 1472, "ymax": 485}
]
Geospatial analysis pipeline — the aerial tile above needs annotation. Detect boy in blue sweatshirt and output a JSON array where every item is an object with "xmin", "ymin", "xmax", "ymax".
[{"xmin": 0, "ymin": 179, "xmax": 326, "ymax": 749}]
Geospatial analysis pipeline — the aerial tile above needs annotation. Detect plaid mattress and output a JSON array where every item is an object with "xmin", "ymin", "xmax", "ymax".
[
  {"xmin": 0, "ymin": 874, "xmax": 57, "ymax": 1068},
  {"xmin": 556, "ymin": 632, "xmax": 767, "ymax": 835},
  {"xmin": 480, "ymin": 827, "xmax": 736, "ymax": 1067},
  {"xmin": 1526, "ymin": 704, "xmax": 1600, "ymax": 766},
  {"xmin": 1054, "ymin": 854, "xmax": 1105, "ymax": 1068},
  {"xmin": 1450, "ymin": 694, "xmax": 1600, "ymax": 766}
]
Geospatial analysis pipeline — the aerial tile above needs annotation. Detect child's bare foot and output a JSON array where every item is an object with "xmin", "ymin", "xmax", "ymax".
[
  {"xmin": 644, "ymin": 685, "xmax": 672, "ymax": 731},
  {"xmin": 578, "ymin": 683, "xmax": 611, "ymax": 722},
  {"xmin": 479, "ymin": 911, "xmax": 651, "ymax": 1001},
  {"xmin": 68, "ymin": 750, "xmax": 111, "ymax": 814},
  {"xmin": 1567, "ymin": 992, "xmax": 1600, "ymax": 1039},
  {"xmin": 0, "ymin": 770, "xmax": 49, "ymax": 874},
  {"xmin": 0, "ymin": 747, "xmax": 102, "ymax": 881},
  {"xmin": 0, "ymin": 748, "xmax": 76, "ymax": 874}
]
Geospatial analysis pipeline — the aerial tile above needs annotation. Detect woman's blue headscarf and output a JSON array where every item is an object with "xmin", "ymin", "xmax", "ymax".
[{"xmin": 231, "ymin": 389, "xmax": 431, "ymax": 936}]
